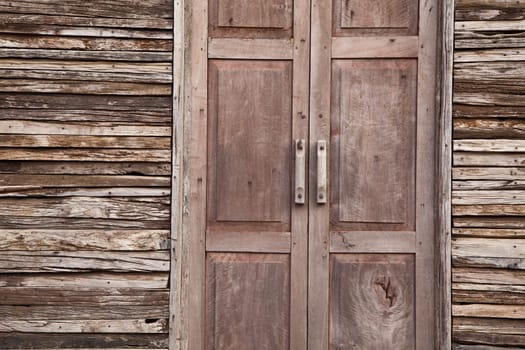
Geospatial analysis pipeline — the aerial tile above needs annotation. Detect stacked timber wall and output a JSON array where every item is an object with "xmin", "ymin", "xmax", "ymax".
[
  {"xmin": 0, "ymin": 1, "xmax": 173, "ymax": 348},
  {"xmin": 452, "ymin": 0, "xmax": 525, "ymax": 347}
]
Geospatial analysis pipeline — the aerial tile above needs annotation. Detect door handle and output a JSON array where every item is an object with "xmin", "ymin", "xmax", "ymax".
[
  {"xmin": 295, "ymin": 139, "xmax": 306, "ymax": 204},
  {"xmin": 317, "ymin": 140, "xmax": 327, "ymax": 204}
]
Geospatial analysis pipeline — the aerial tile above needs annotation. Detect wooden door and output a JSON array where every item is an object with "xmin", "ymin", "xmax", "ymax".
[
  {"xmin": 308, "ymin": 0, "xmax": 439, "ymax": 348},
  {"xmin": 186, "ymin": 0, "xmax": 310, "ymax": 348},
  {"xmin": 185, "ymin": 0, "xmax": 439, "ymax": 347}
]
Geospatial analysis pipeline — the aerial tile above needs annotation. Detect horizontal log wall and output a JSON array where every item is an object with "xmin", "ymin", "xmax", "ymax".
[
  {"xmin": 453, "ymin": 0, "xmax": 525, "ymax": 348},
  {"xmin": 0, "ymin": 1, "xmax": 173, "ymax": 348}
]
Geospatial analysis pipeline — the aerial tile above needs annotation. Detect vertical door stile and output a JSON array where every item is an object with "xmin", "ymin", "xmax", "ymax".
[
  {"xmin": 187, "ymin": 0, "xmax": 208, "ymax": 346},
  {"xmin": 308, "ymin": 0, "xmax": 332, "ymax": 346},
  {"xmin": 415, "ymin": 0, "xmax": 439, "ymax": 347},
  {"xmin": 290, "ymin": 0, "xmax": 310, "ymax": 345}
]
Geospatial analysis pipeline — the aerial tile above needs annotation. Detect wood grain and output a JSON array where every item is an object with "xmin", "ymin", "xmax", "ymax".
[{"xmin": 0, "ymin": 1, "xmax": 173, "ymax": 347}]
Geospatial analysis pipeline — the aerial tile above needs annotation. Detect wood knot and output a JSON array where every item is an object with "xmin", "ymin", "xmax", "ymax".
[{"xmin": 375, "ymin": 276, "xmax": 397, "ymax": 307}]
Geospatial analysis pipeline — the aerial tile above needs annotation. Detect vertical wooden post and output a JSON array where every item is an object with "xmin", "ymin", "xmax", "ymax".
[
  {"xmin": 169, "ymin": 0, "xmax": 185, "ymax": 347},
  {"xmin": 437, "ymin": 0, "xmax": 454, "ymax": 348}
]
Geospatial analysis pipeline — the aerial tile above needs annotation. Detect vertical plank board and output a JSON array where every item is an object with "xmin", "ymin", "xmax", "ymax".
[
  {"xmin": 308, "ymin": 0, "xmax": 332, "ymax": 346},
  {"xmin": 415, "ymin": 0, "xmax": 439, "ymax": 347},
  {"xmin": 186, "ymin": 0, "xmax": 208, "ymax": 347}
]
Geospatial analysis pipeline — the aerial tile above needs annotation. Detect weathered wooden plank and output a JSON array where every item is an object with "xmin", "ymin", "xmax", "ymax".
[
  {"xmin": 0, "ymin": 251, "xmax": 170, "ymax": 273},
  {"xmin": 454, "ymin": 318, "xmax": 525, "ymax": 335},
  {"xmin": 0, "ymin": 94, "xmax": 171, "ymax": 110},
  {"xmin": 0, "ymin": 34, "xmax": 173, "ymax": 51},
  {"xmin": 0, "ymin": 25, "xmax": 172, "ymax": 39},
  {"xmin": 454, "ymin": 216, "xmax": 525, "ymax": 229},
  {"xmin": 1, "ymin": 69, "xmax": 171, "ymax": 84},
  {"xmin": 453, "ymin": 228, "xmax": 525, "ymax": 238},
  {"xmin": 0, "ymin": 187, "xmax": 170, "ymax": 197},
  {"xmin": 0, "ymin": 161, "xmax": 171, "ymax": 175},
  {"xmin": 453, "ymin": 105, "xmax": 525, "ymax": 119},
  {"xmin": 0, "ymin": 0, "xmax": 173, "ymax": 19},
  {"xmin": 454, "ymin": 256, "xmax": 525, "ymax": 269},
  {"xmin": 0, "ymin": 79, "xmax": 171, "ymax": 95},
  {"xmin": 0, "ymin": 136, "xmax": 171, "ymax": 149},
  {"xmin": 0, "ymin": 121, "xmax": 171, "ymax": 136},
  {"xmin": 455, "ymin": 62, "xmax": 525, "ymax": 83},
  {"xmin": 0, "ymin": 109, "xmax": 171, "ymax": 123},
  {"xmin": 457, "ymin": 21, "xmax": 525, "ymax": 31},
  {"xmin": 0, "ymin": 287, "xmax": 169, "ymax": 306},
  {"xmin": 0, "ymin": 149, "xmax": 171, "ymax": 162},
  {"xmin": 453, "ymin": 290, "xmax": 525, "ymax": 304},
  {"xmin": 455, "ymin": 0, "xmax": 525, "ymax": 9},
  {"xmin": 454, "ymin": 119, "xmax": 525, "ymax": 139},
  {"xmin": 0, "ymin": 216, "xmax": 170, "ymax": 230},
  {"xmin": 453, "ymin": 191, "xmax": 525, "ymax": 204},
  {"xmin": 0, "ymin": 175, "xmax": 169, "ymax": 187},
  {"xmin": 453, "ymin": 237, "xmax": 525, "ymax": 258},
  {"xmin": 0, "ymin": 333, "xmax": 168, "ymax": 349},
  {"xmin": 454, "ymin": 139, "xmax": 525, "ymax": 152},
  {"xmin": 453, "ymin": 304, "xmax": 525, "ymax": 319},
  {"xmin": 0, "ymin": 59, "xmax": 171, "ymax": 74},
  {"xmin": 0, "ymin": 272, "xmax": 169, "ymax": 288},
  {"xmin": 454, "ymin": 92, "xmax": 525, "ymax": 107},
  {"xmin": 453, "ymin": 268, "xmax": 525, "ymax": 285},
  {"xmin": 455, "ymin": 49, "xmax": 525, "ymax": 62},
  {"xmin": 453, "ymin": 345, "xmax": 525, "ymax": 350},
  {"xmin": 453, "ymin": 180, "xmax": 525, "ymax": 190},
  {"xmin": 0, "ymin": 197, "xmax": 169, "ymax": 220},
  {"xmin": 453, "ymin": 167, "xmax": 525, "ymax": 180},
  {"xmin": 0, "ymin": 13, "xmax": 172, "ymax": 29},
  {"xmin": 453, "ymin": 282, "xmax": 525, "ymax": 294},
  {"xmin": 456, "ymin": 7, "xmax": 525, "ymax": 21},
  {"xmin": 0, "ymin": 319, "xmax": 168, "ymax": 333},
  {"xmin": 0, "ymin": 49, "xmax": 172, "ymax": 62},
  {"xmin": 0, "ymin": 229, "xmax": 169, "ymax": 251},
  {"xmin": 453, "ymin": 204, "xmax": 525, "ymax": 216},
  {"xmin": 454, "ymin": 153, "xmax": 525, "ymax": 166},
  {"xmin": 453, "ymin": 331, "xmax": 525, "ymax": 347}
]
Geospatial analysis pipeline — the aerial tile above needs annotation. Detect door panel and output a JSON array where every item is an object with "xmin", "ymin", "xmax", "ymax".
[
  {"xmin": 208, "ymin": 60, "xmax": 292, "ymax": 225},
  {"xmin": 331, "ymin": 59, "xmax": 416, "ymax": 229},
  {"xmin": 206, "ymin": 253, "xmax": 290, "ymax": 349},
  {"xmin": 333, "ymin": 0, "xmax": 418, "ymax": 36},
  {"xmin": 330, "ymin": 254, "xmax": 415, "ymax": 349}
]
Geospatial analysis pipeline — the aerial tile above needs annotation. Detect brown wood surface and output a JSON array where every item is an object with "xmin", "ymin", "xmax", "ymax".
[
  {"xmin": 330, "ymin": 254, "xmax": 415, "ymax": 349},
  {"xmin": 453, "ymin": 1, "xmax": 525, "ymax": 346},
  {"xmin": 331, "ymin": 59, "xmax": 416, "ymax": 229},
  {"xmin": 206, "ymin": 254, "xmax": 290, "ymax": 349},
  {"xmin": 0, "ymin": 0, "xmax": 173, "ymax": 348}
]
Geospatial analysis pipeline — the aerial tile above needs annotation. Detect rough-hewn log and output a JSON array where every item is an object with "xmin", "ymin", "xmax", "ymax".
[
  {"xmin": 0, "ymin": 251, "xmax": 170, "ymax": 273},
  {"xmin": 0, "ymin": 273, "xmax": 169, "ymax": 289},
  {"xmin": 0, "ymin": 333, "xmax": 169, "ymax": 349},
  {"xmin": 0, "ymin": 319, "xmax": 168, "ymax": 333},
  {"xmin": 0, "ymin": 161, "xmax": 171, "ymax": 175},
  {"xmin": 0, "ymin": 230, "xmax": 170, "ymax": 251}
]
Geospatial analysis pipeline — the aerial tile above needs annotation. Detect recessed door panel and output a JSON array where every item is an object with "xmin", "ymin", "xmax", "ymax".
[
  {"xmin": 208, "ymin": 60, "xmax": 292, "ymax": 226},
  {"xmin": 207, "ymin": 253, "xmax": 290, "ymax": 350},
  {"xmin": 331, "ymin": 59, "xmax": 416, "ymax": 230},
  {"xmin": 330, "ymin": 254, "xmax": 415, "ymax": 349}
]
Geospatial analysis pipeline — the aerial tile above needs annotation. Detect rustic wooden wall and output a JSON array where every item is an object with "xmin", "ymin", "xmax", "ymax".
[
  {"xmin": 452, "ymin": 0, "xmax": 525, "ymax": 348},
  {"xmin": 0, "ymin": 1, "xmax": 173, "ymax": 348}
]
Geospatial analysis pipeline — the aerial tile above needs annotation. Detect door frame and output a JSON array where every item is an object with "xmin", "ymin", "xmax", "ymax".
[{"xmin": 169, "ymin": 0, "xmax": 454, "ymax": 349}]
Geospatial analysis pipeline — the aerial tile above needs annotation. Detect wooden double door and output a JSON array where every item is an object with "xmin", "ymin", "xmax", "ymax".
[{"xmin": 186, "ymin": 0, "xmax": 439, "ymax": 348}]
